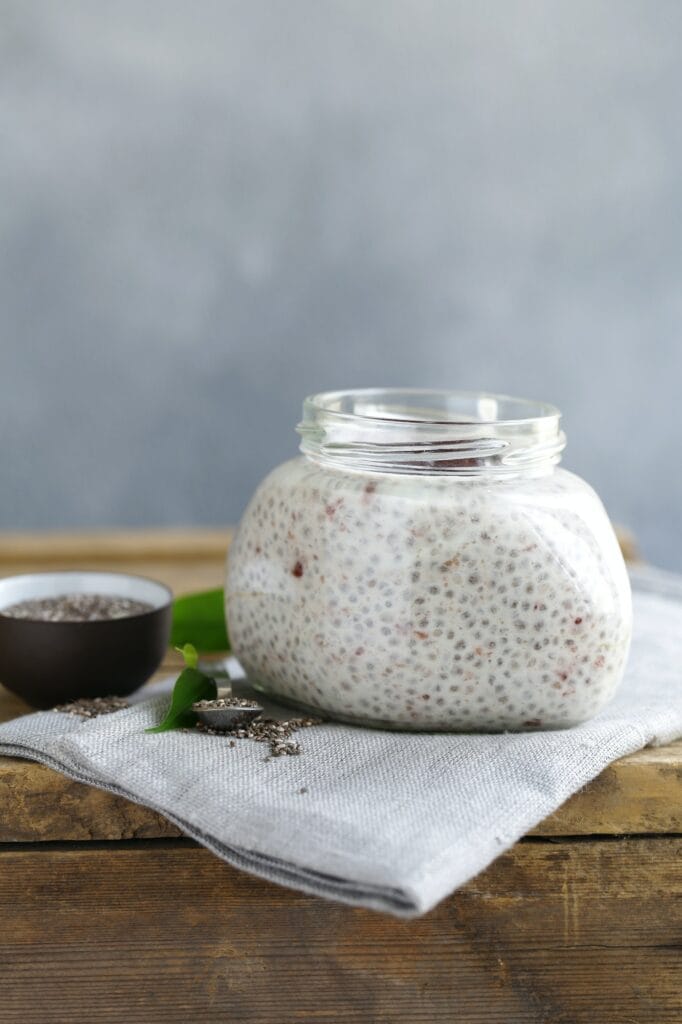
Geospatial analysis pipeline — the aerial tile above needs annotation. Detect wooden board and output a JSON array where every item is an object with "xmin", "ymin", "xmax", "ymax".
[
  {"xmin": 0, "ymin": 527, "xmax": 230, "ymax": 597},
  {"xmin": 0, "ymin": 837, "xmax": 680, "ymax": 1023},
  {"xmin": 0, "ymin": 709, "xmax": 679, "ymax": 842}
]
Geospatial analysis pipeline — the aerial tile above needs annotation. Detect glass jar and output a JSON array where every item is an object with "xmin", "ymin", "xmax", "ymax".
[{"xmin": 226, "ymin": 389, "xmax": 632, "ymax": 731}]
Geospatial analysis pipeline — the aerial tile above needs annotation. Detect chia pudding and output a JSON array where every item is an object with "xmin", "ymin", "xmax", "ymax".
[{"xmin": 227, "ymin": 390, "xmax": 632, "ymax": 731}]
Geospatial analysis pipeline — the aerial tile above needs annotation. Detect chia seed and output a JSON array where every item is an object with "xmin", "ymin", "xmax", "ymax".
[
  {"xmin": 197, "ymin": 715, "xmax": 321, "ymax": 757},
  {"xmin": 53, "ymin": 696, "xmax": 130, "ymax": 717},
  {"xmin": 194, "ymin": 697, "xmax": 260, "ymax": 709},
  {"xmin": 1, "ymin": 594, "xmax": 154, "ymax": 622}
]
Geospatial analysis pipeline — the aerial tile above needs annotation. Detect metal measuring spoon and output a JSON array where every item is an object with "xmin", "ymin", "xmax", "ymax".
[{"xmin": 192, "ymin": 696, "xmax": 263, "ymax": 730}]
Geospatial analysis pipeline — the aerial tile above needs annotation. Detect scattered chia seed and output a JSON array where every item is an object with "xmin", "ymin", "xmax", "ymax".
[
  {"xmin": 196, "ymin": 715, "xmax": 321, "ymax": 757},
  {"xmin": 2, "ymin": 593, "xmax": 154, "ymax": 622},
  {"xmin": 53, "ymin": 696, "xmax": 130, "ymax": 717}
]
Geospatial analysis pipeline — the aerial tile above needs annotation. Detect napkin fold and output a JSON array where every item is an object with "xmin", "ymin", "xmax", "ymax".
[{"xmin": 0, "ymin": 564, "xmax": 680, "ymax": 918}]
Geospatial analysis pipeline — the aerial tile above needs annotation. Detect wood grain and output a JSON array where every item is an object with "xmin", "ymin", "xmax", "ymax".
[
  {"xmin": 533, "ymin": 739, "xmax": 682, "ymax": 836},
  {"xmin": 0, "ymin": 527, "xmax": 230, "ymax": 599},
  {"xmin": 0, "ymin": 837, "xmax": 679, "ymax": 1023},
  {"xmin": 0, "ymin": 527, "xmax": 231, "ymax": 563}
]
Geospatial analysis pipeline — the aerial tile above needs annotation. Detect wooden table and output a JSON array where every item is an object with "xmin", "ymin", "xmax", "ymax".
[{"xmin": 0, "ymin": 529, "xmax": 680, "ymax": 1023}]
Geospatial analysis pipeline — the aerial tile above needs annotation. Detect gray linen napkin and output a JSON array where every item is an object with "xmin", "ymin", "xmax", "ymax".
[{"xmin": 0, "ymin": 565, "xmax": 680, "ymax": 918}]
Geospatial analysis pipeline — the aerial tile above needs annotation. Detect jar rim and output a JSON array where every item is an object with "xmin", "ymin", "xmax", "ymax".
[
  {"xmin": 304, "ymin": 388, "xmax": 561, "ymax": 428},
  {"xmin": 298, "ymin": 388, "xmax": 565, "ymax": 477}
]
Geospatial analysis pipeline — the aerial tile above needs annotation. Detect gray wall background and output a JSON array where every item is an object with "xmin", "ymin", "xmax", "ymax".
[{"xmin": 1, "ymin": 1, "xmax": 680, "ymax": 567}]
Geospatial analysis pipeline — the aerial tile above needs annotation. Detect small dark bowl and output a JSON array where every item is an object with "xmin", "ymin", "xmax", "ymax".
[{"xmin": 0, "ymin": 572, "xmax": 172, "ymax": 708}]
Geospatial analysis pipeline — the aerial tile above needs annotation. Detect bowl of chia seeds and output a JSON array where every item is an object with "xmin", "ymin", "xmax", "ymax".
[{"xmin": 0, "ymin": 571, "xmax": 172, "ymax": 708}]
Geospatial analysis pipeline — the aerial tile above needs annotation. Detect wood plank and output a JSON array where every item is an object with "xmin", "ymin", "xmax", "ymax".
[
  {"xmin": 0, "ymin": 837, "xmax": 679, "ymax": 1023},
  {"xmin": 0, "ymin": 709, "xmax": 679, "ymax": 842},
  {"xmin": 0, "ymin": 527, "xmax": 231, "ymax": 600},
  {"xmin": 532, "ymin": 738, "xmax": 682, "ymax": 836},
  {"xmin": 0, "ymin": 527, "xmax": 231, "ymax": 563}
]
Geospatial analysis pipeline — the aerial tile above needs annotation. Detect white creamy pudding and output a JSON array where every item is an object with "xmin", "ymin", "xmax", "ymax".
[{"xmin": 226, "ymin": 390, "xmax": 632, "ymax": 731}]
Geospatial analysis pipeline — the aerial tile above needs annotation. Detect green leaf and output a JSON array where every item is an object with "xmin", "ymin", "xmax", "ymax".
[
  {"xmin": 170, "ymin": 588, "xmax": 230, "ymax": 652},
  {"xmin": 175, "ymin": 642, "xmax": 199, "ymax": 669},
  {"xmin": 145, "ymin": 667, "xmax": 217, "ymax": 733}
]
